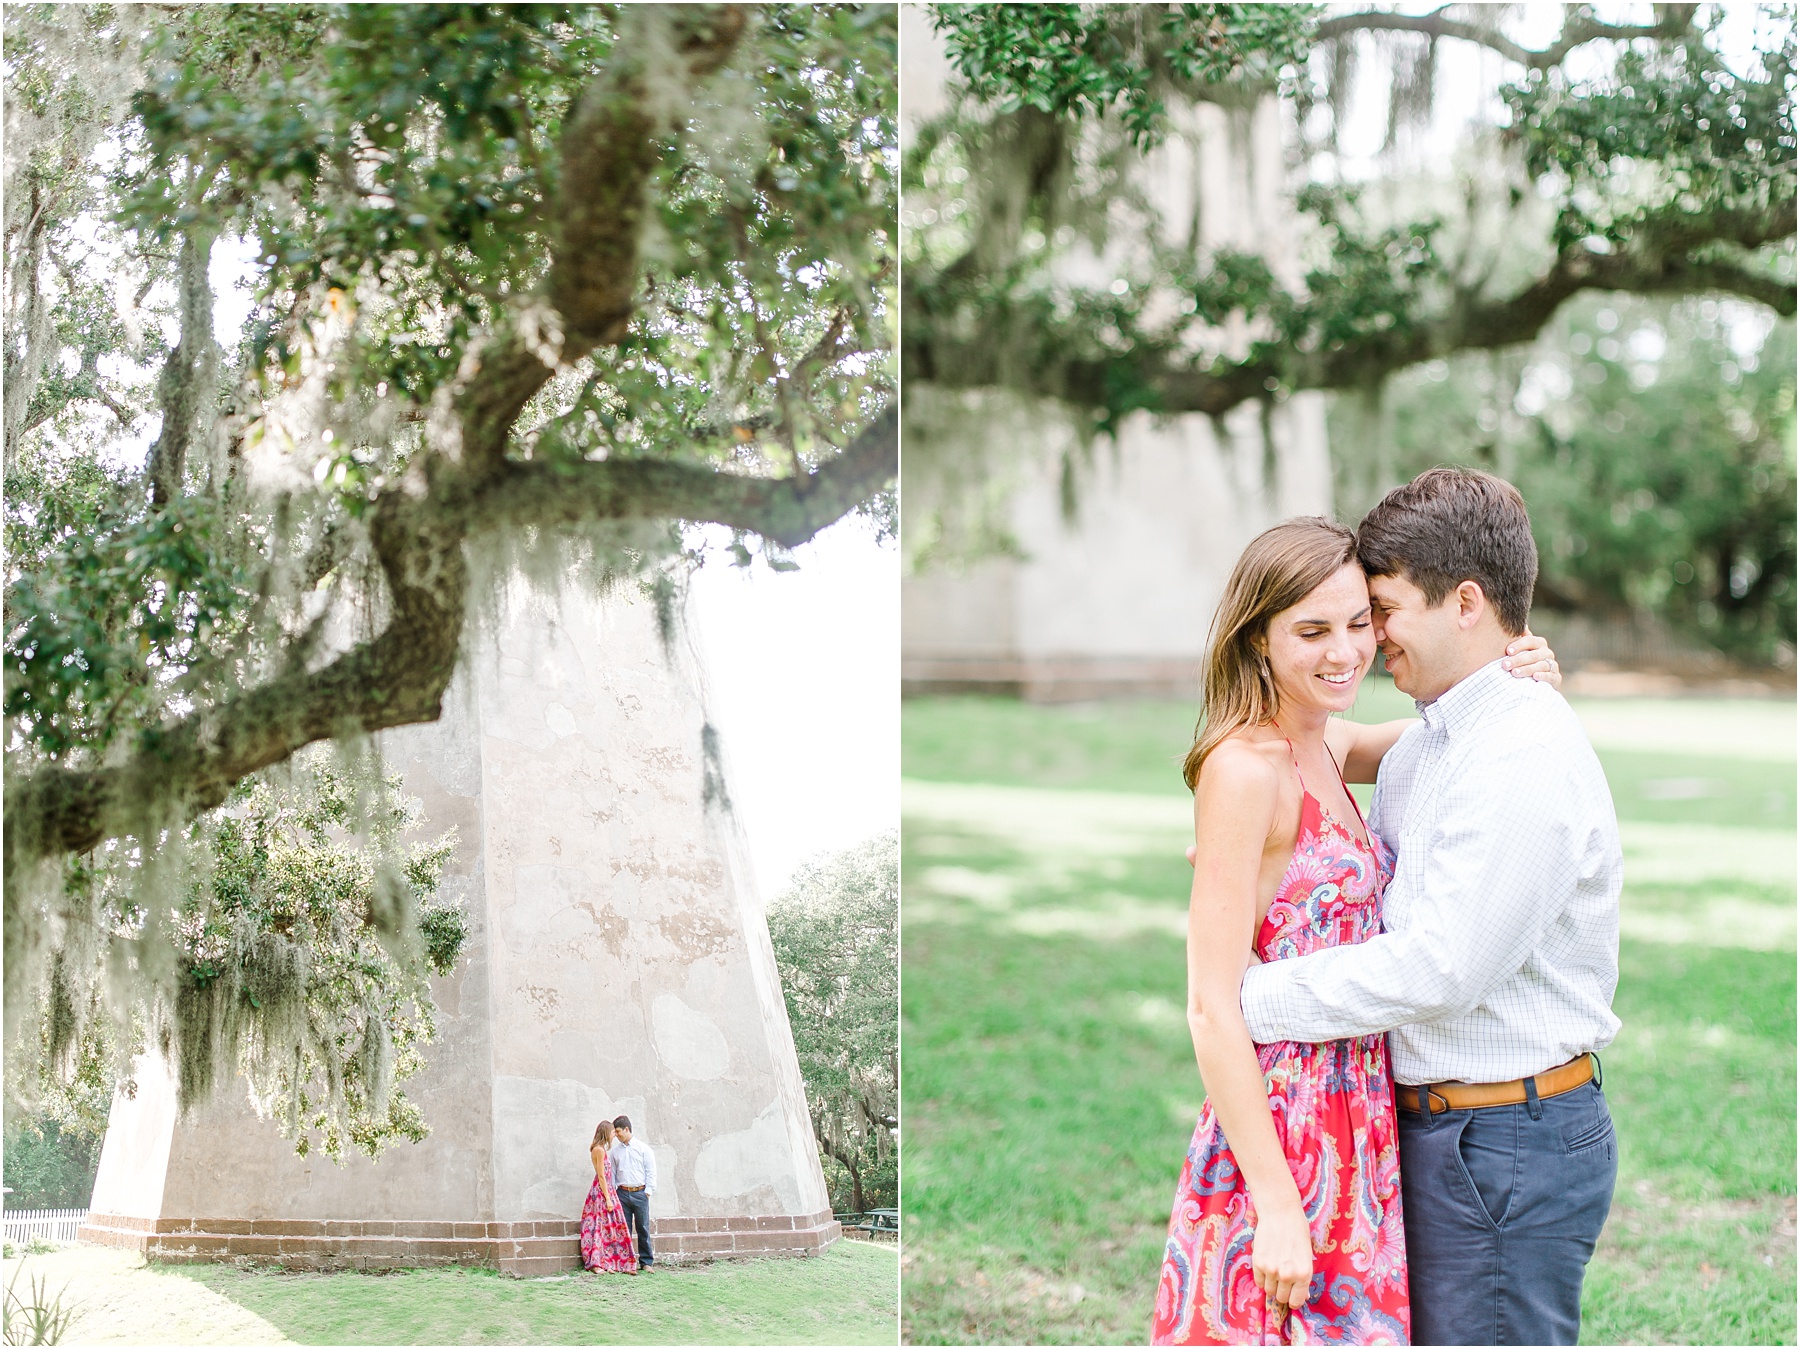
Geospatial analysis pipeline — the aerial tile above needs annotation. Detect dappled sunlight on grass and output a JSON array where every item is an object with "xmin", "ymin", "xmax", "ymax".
[{"xmin": 901, "ymin": 694, "xmax": 1795, "ymax": 1345}]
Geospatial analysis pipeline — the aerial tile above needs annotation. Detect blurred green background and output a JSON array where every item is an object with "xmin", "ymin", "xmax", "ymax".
[{"xmin": 899, "ymin": 684, "xmax": 1796, "ymax": 1345}]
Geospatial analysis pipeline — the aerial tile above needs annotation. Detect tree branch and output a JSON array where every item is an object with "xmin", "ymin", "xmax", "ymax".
[
  {"xmin": 5, "ymin": 492, "xmax": 466, "ymax": 864},
  {"xmin": 1313, "ymin": 4, "xmax": 1699, "ymax": 69},
  {"xmin": 477, "ymin": 405, "xmax": 897, "ymax": 548},
  {"xmin": 5, "ymin": 405, "xmax": 893, "ymax": 868},
  {"xmin": 439, "ymin": 4, "xmax": 751, "ymax": 488},
  {"xmin": 3, "ymin": 4, "xmax": 900, "ymax": 886},
  {"xmin": 548, "ymin": 5, "xmax": 747, "ymax": 348},
  {"xmin": 909, "ymin": 200, "xmax": 1795, "ymax": 417},
  {"xmin": 145, "ymin": 225, "xmax": 219, "ymax": 509}
]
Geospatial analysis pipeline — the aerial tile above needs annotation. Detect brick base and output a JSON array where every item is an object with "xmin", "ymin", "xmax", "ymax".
[{"xmin": 78, "ymin": 1211, "xmax": 841, "ymax": 1275}]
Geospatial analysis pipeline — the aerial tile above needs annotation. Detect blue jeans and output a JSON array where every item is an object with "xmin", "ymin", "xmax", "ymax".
[
  {"xmin": 617, "ymin": 1188, "xmax": 653, "ymax": 1267},
  {"xmin": 1398, "ymin": 1080, "xmax": 1616, "ymax": 1345}
]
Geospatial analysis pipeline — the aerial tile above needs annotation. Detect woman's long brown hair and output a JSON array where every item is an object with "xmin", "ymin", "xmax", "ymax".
[
  {"xmin": 592, "ymin": 1119, "xmax": 615, "ymax": 1149},
  {"xmin": 1181, "ymin": 517, "xmax": 1359, "ymax": 791}
]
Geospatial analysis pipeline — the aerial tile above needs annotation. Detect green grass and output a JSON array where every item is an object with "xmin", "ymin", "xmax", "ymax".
[
  {"xmin": 900, "ymin": 692, "xmax": 1796, "ymax": 1345},
  {"xmin": 164, "ymin": 1242, "xmax": 898, "ymax": 1346}
]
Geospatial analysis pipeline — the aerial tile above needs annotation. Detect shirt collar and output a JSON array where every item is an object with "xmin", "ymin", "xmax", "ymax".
[{"xmin": 1414, "ymin": 657, "xmax": 1516, "ymax": 737}]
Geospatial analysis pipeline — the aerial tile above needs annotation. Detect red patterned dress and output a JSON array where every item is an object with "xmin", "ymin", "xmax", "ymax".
[
  {"xmin": 581, "ymin": 1151, "xmax": 637, "ymax": 1273},
  {"xmin": 1153, "ymin": 754, "xmax": 1410, "ymax": 1345}
]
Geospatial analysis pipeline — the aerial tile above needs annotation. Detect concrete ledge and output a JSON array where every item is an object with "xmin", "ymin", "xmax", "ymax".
[
  {"xmin": 902, "ymin": 655, "xmax": 1200, "ymax": 701},
  {"xmin": 79, "ymin": 1210, "xmax": 842, "ymax": 1272}
]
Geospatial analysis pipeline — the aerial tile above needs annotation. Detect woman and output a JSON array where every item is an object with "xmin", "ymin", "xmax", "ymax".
[
  {"xmin": 581, "ymin": 1119, "xmax": 638, "ymax": 1274},
  {"xmin": 1150, "ymin": 517, "xmax": 1558, "ymax": 1346}
]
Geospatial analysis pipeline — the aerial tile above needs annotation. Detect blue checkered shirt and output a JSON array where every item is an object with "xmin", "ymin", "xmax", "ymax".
[{"xmin": 1240, "ymin": 658, "xmax": 1623, "ymax": 1085}]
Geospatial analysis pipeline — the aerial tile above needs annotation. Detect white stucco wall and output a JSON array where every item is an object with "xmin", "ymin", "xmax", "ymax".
[{"xmin": 89, "ymin": 575, "xmax": 829, "ymax": 1226}]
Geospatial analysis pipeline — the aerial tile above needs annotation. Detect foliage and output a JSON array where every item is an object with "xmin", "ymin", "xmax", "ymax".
[
  {"xmin": 1503, "ymin": 28, "xmax": 1795, "ymax": 254},
  {"xmin": 0, "ymin": 1266, "xmax": 76, "ymax": 1348},
  {"xmin": 25, "ymin": 750, "xmax": 464, "ymax": 1163},
  {"xmin": 904, "ymin": 3, "xmax": 1795, "ymax": 583},
  {"xmin": 168, "ymin": 758, "xmax": 463, "ymax": 1159},
  {"xmin": 1345, "ymin": 297, "xmax": 1796, "ymax": 665},
  {"xmin": 933, "ymin": 4, "xmax": 1313, "ymax": 147},
  {"xmin": 0, "ymin": 1116, "xmax": 98, "ymax": 1211},
  {"xmin": 4, "ymin": 471, "xmax": 252, "ymax": 759},
  {"xmin": 4, "ymin": 3, "xmax": 895, "ymax": 1122},
  {"xmin": 767, "ymin": 834, "xmax": 897, "ymax": 1215}
]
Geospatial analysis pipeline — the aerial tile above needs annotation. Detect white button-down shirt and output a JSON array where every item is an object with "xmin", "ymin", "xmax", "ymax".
[
  {"xmin": 611, "ymin": 1136, "xmax": 658, "ymax": 1194},
  {"xmin": 1241, "ymin": 658, "xmax": 1622, "ymax": 1085}
]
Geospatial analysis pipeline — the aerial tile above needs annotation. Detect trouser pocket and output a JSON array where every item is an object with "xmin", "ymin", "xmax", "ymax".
[{"xmin": 1454, "ymin": 1106, "xmax": 1518, "ymax": 1229}]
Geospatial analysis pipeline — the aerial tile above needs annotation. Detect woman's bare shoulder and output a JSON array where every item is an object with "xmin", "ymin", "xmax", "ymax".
[{"xmin": 1196, "ymin": 735, "xmax": 1284, "ymax": 796}]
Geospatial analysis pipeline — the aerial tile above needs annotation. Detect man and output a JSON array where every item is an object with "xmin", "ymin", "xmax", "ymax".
[
  {"xmin": 610, "ymin": 1115, "xmax": 658, "ymax": 1270},
  {"xmin": 1239, "ymin": 467, "xmax": 1623, "ymax": 1346}
]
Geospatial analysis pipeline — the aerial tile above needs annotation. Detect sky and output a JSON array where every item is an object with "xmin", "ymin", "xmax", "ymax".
[{"xmin": 686, "ymin": 519, "xmax": 899, "ymax": 900}]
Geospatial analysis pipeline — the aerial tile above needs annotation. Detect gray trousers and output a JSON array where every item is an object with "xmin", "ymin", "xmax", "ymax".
[
  {"xmin": 1398, "ymin": 1080, "xmax": 1617, "ymax": 1346},
  {"xmin": 617, "ymin": 1187, "xmax": 654, "ymax": 1267}
]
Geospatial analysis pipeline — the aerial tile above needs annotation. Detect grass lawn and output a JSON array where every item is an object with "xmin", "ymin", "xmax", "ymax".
[
  {"xmin": 40, "ymin": 1240, "xmax": 897, "ymax": 1346},
  {"xmin": 900, "ymin": 684, "xmax": 1796, "ymax": 1345}
]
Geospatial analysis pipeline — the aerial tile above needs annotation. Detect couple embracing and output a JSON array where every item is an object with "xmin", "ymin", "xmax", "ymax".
[{"xmin": 1153, "ymin": 468, "xmax": 1621, "ymax": 1347}]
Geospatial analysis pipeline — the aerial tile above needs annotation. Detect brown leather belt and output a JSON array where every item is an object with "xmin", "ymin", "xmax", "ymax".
[
  {"xmin": 618, "ymin": 1184, "xmax": 646, "ymax": 1191},
  {"xmin": 1396, "ymin": 1054, "xmax": 1595, "ymax": 1115}
]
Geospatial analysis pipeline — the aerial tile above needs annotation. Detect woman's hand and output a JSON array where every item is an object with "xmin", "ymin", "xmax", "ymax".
[
  {"xmin": 1251, "ymin": 1200, "xmax": 1315, "ymax": 1315},
  {"xmin": 1503, "ymin": 629, "xmax": 1561, "ymax": 688}
]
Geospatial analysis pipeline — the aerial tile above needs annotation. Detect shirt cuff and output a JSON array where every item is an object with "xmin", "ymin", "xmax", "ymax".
[{"xmin": 1239, "ymin": 960, "xmax": 1285, "ymax": 1043}]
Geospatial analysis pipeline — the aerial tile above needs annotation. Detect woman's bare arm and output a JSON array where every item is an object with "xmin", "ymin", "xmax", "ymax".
[
  {"xmin": 1187, "ymin": 744, "xmax": 1313, "ymax": 1310},
  {"xmin": 1327, "ymin": 718, "xmax": 1414, "ymax": 784}
]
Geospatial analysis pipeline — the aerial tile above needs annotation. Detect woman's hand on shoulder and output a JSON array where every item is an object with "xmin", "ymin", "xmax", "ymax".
[{"xmin": 1503, "ymin": 629, "xmax": 1561, "ymax": 687}]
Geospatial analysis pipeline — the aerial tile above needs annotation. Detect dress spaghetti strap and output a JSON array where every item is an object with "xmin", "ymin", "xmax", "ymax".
[
  {"xmin": 1324, "ymin": 742, "xmax": 1375, "ymax": 851},
  {"xmin": 1281, "ymin": 737, "xmax": 1307, "ymax": 791},
  {"xmin": 1283, "ymin": 738, "xmax": 1327, "ymax": 841},
  {"xmin": 1284, "ymin": 736, "xmax": 1374, "ymax": 854}
]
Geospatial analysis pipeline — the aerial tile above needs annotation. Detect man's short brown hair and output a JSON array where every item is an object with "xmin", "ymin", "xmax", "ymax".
[
  {"xmin": 1356, "ymin": 467, "xmax": 1538, "ymax": 635},
  {"xmin": 612, "ymin": 1115, "xmax": 631, "ymax": 1131}
]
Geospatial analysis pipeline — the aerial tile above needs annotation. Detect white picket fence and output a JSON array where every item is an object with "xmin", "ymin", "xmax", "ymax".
[{"xmin": 3, "ymin": 1209, "xmax": 87, "ymax": 1244}]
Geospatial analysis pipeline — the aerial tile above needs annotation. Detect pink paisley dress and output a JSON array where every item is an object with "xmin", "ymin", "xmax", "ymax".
[
  {"xmin": 1152, "ymin": 751, "xmax": 1410, "ymax": 1346},
  {"xmin": 580, "ymin": 1150, "xmax": 637, "ymax": 1273}
]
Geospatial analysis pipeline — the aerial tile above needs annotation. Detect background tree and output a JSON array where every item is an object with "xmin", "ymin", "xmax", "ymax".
[
  {"xmin": 4, "ymin": 4, "xmax": 895, "ymax": 1118},
  {"xmin": 1360, "ymin": 292, "xmax": 1795, "ymax": 664},
  {"xmin": 767, "ymin": 833, "xmax": 898, "ymax": 1216},
  {"xmin": 904, "ymin": 2, "xmax": 1795, "ymax": 640}
]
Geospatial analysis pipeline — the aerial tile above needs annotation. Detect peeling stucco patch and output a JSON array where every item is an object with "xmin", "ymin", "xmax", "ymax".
[
  {"xmin": 651, "ymin": 994, "xmax": 729, "ymax": 1080},
  {"xmin": 693, "ymin": 1099, "xmax": 804, "ymax": 1210}
]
